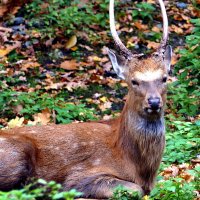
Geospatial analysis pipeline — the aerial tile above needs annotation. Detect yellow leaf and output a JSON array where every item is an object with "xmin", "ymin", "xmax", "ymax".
[
  {"xmin": 8, "ymin": 117, "xmax": 24, "ymax": 128},
  {"xmin": 65, "ymin": 35, "xmax": 77, "ymax": 49},
  {"xmin": 93, "ymin": 56, "xmax": 102, "ymax": 62},
  {"xmin": 0, "ymin": 49, "xmax": 10, "ymax": 57},
  {"xmin": 0, "ymin": 42, "xmax": 21, "ymax": 58},
  {"xmin": 143, "ymin": 195, "xmax": 149, "ymax": 200},
  {"xmin": 71, "ymin": 46, "xmax": 78, "ymax": 51},
  {"xmin": 147, "ymin": 0, "xmax": 155, "ymax": 3},
  {"xmin": 100, "ymin": 96, "xmax": 107, "ymax": 103}
]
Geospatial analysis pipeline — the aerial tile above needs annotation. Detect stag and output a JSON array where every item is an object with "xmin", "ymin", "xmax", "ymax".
[{"xmin": 0, "ymin": 0, "xmax": 171, "ymax": 198}]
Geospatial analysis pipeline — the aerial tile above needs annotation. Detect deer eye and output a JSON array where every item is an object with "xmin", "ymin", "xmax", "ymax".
[
  {"xmin": 131, "ymin": 80, "xmax": 139, "ymax": 86},
  {"xmin": 162, "ymin": 76, "xmax": 167, "ymax": 83}
]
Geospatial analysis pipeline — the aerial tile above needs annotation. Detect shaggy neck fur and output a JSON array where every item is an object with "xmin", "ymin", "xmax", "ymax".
[
  {"xmin": 117, "ymin": 105, "xmax": 165, "ymax": 142},
  {"xmin": 113, "ymin": 104, "xmax": 165, "ymax": 192}
]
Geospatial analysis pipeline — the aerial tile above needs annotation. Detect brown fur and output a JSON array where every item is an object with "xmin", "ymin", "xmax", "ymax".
[{"xmin": 0, "ymin": 56, "xmax": 168, "ymax": 198}]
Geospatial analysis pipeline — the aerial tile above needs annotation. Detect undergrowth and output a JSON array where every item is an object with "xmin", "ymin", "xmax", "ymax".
[
  {"xmin": 0, "ymin": 88, "xmax": 97, "ymax": 124},
  {"xmin": 24, "ymin": 0, "xmax": 110, "ymax": 38}
]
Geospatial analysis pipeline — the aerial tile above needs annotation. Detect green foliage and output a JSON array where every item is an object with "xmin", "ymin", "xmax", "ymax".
[
  {"xmin": 164, "ymin": 120, "xmax": 200, "ymax": 164},
  {"xmin": 110, "ymin": 166, "xmax": 200, "ymax": 200},
  {"xmin": 54, "ymin": 102, "xmax": 97, "ymax": 124},
  {"xmin": 7, "ymin": 51, "xmax": 25, "ymax": 63},
  {"xmin": 25, "ymin": 0, "xmax": 109, "ymax": 37},
  {"xmin": 0, "ymin": 179, "xmax": 81, "ymax": 200},
  {"xmin": 0, "ymin": 89, "xmax": 96, "ymax": 124},
  {"xmin": 169, "ymin": 18, "xmax": 200, "ymax": 117},
  {"xmin": 150, "ymin": 166, "xmax": 200, "ymax": 200},
  {"xmin": 132, "ymin": 2, "xmax": 156, "ymax": 21},
  {"xmin": 151, "ymin": 178, "xmax": 195, "ymax": 200},
  {"xmin": 168, "ymin": 82, "xmax": 199, "ymax": 116},
  {"xmin": 110, "ymin": 186, "xmax": 141, "ymax": 200}
]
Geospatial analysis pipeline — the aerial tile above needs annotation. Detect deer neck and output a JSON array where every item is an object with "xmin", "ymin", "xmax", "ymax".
[{"xmin": 114, "ymin": 101, "xmax": 165, "ymax": 159}]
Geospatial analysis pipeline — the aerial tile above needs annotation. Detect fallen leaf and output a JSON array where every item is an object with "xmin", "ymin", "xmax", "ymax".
[
  {"xmin": 163, "ymin": 165, "xmax": 179, "ymax": 177},
  {"xmin": 33, "ymin": 108, "xmax": 51, "ymax": 125},
  {"xmin": 21, "ymin": 61, "xmax": 40, "ymax": 71},
  {"xmin": 134, "ymin": 21, "xmax": 148, "ymax": 30},
  {"xmin": 71, "ymin": 46, "xmax": 78, "ymax": 51},
  {"xmin": 143, "ymin": 195, "xmax": 149, "ymax": 200},
  {"xmin": 100, "ymin": 96, "xmax": 107, "ymax": 103},
  {"xmin": 152, "ymin": 26, "xmax": 161, "ymax": 33},
  {"xmin": 7, "ymin": 117, "xmax": 24, "ymax": 128},
  {"xmin": 147, "ymin": 0, "xmax": 155, "ymax": 3},
  {"xmin": 93, "ymin": 56, "xmax": 103, "ymax": 62},
  {"xmin": 87, "ymin": 56, "xmax": 108, "ymax": 63},
  {"xmin": 181, "ymin": 172, "xmax": 194, "ymax": 182},
  {"xmin": 120, "ymin": 82, "xmax": 128, "ymax": 87},
  {"xmin": 65, "ymin": 35, "xmax": 77, "ymax": 49},
  {"xmin": 191, "ymin": 158, "xmax": 200, "ymax": 163},
  {"xmin": 65, "ymin": 81, "xmax": 87, "ymax": 91},
  {"xmin": 0, "ymin": 41, "xmax": 21, "ymax": 57},
  {"xmin": 102, "ymin": 115, "xmax": 113, "ymax": 120},
  {"xmin": 60, "ymin": 60, "xmax": 79, "ymax": 70},
  {"xmin": 99, "ymin": 101, "xmax": 112, "ymax": 111},
  {"xmin": 170, "ymin": 25, "xmax": 184, "ymax": 34},
  {"xmin": 171, "ymin": 54, "xmax": 179, "ymax": 65},
  {"xmin": 45, "ymin": 82, "xmax": 66, "ymax": 90},
  {"xmin": 147, "ymin": 41, "xmax": 160, "ymax": 49}
]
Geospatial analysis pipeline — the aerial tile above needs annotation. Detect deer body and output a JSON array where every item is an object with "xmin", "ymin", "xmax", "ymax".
[
  {"xmin": 0, "ymin": 0, "xmax": 172, "ymax": 198},
  {"xmin": 0, "ymin": 103, "xmax": 164, "ymax": 197}
]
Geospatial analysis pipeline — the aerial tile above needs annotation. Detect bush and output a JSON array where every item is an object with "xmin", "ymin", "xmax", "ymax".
[
  {"xmin": 164, "ymin": 120, "xmax": 200, "ymax": 164},
  {"xmin": 0, "ymin": 179, "xmax": 81, "ymax": 200},
  {"xmin": 0, "ymin": 88, "xmax": 97, "ymax": 124},
  {"xmin": 150, "ymin": 166, "xmax": 200, "ymax": 200},
  {"xmin": 169, "ymin": 19, "xmax": 200, "ymax": 117}
]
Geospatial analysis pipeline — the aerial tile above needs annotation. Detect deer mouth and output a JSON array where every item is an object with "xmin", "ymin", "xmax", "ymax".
[{"xmin": 144, "ymin": 107, "xmax": 162, "ymax": 114}]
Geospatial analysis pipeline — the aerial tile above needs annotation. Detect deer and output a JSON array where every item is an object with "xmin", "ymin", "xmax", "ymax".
[{"xmin": 0, "ymin": 0, "xmax": 172, "ymax": 198}]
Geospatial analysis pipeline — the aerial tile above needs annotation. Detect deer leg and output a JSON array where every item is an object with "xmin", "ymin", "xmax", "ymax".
[
  {"xmin": 0, "ymin": 135, "xmax": 36, "ymax": 191},
  {"xmin": 65, "ymin": 174, "xmax": 144, "ymax": 199}
]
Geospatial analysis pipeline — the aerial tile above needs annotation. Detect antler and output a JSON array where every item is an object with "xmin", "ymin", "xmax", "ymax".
[
  {"xmin": 109, "ymin": 0, "xmax": 169, "ymax": 58},
  {"xmin": 157, "ymin": 0, "xmax": 169, "ymax": 54},
  {"xmin": 109, "ymin": 0, "xmax": 134, "ymax": 60}
]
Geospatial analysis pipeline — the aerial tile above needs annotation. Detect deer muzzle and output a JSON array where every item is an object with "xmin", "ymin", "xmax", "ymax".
[{"xmin": 145, "ymin": 97, "xmax": 162, "ymax": 114}]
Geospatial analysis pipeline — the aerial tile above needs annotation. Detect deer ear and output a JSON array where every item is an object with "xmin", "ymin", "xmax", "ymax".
[
  {"xmin": 107, "ymin": 49, "xmax": 126, "ymax": 80},
  {"xmin": 164, "ymin": 45, "xmax": 172, "ymax": 72}
]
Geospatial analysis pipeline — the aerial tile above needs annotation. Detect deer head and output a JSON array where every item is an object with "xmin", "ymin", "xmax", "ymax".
[{"xmin": 108, "ymin": 0, "xmax": 172, "ymax": 121}]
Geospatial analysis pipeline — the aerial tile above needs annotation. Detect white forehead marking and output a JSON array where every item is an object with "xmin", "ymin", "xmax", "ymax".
[{"xmin": 135, "ymin": 70, "xmax": 163, "ymax": 81}]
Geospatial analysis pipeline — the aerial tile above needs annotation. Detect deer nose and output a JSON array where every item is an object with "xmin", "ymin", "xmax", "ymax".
[{"xmin": 148, "ymin": 97, "xmax": 160, "ymax": 110}]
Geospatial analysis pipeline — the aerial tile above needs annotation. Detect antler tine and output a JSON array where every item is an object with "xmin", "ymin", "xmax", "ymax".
[
  {"xmin": 109, "ymin": 0, "xmax": 134, "ymax": 59},
  {"xmin": 157, "ymin": 0, "xmax": 169, "ymax": 54}
]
